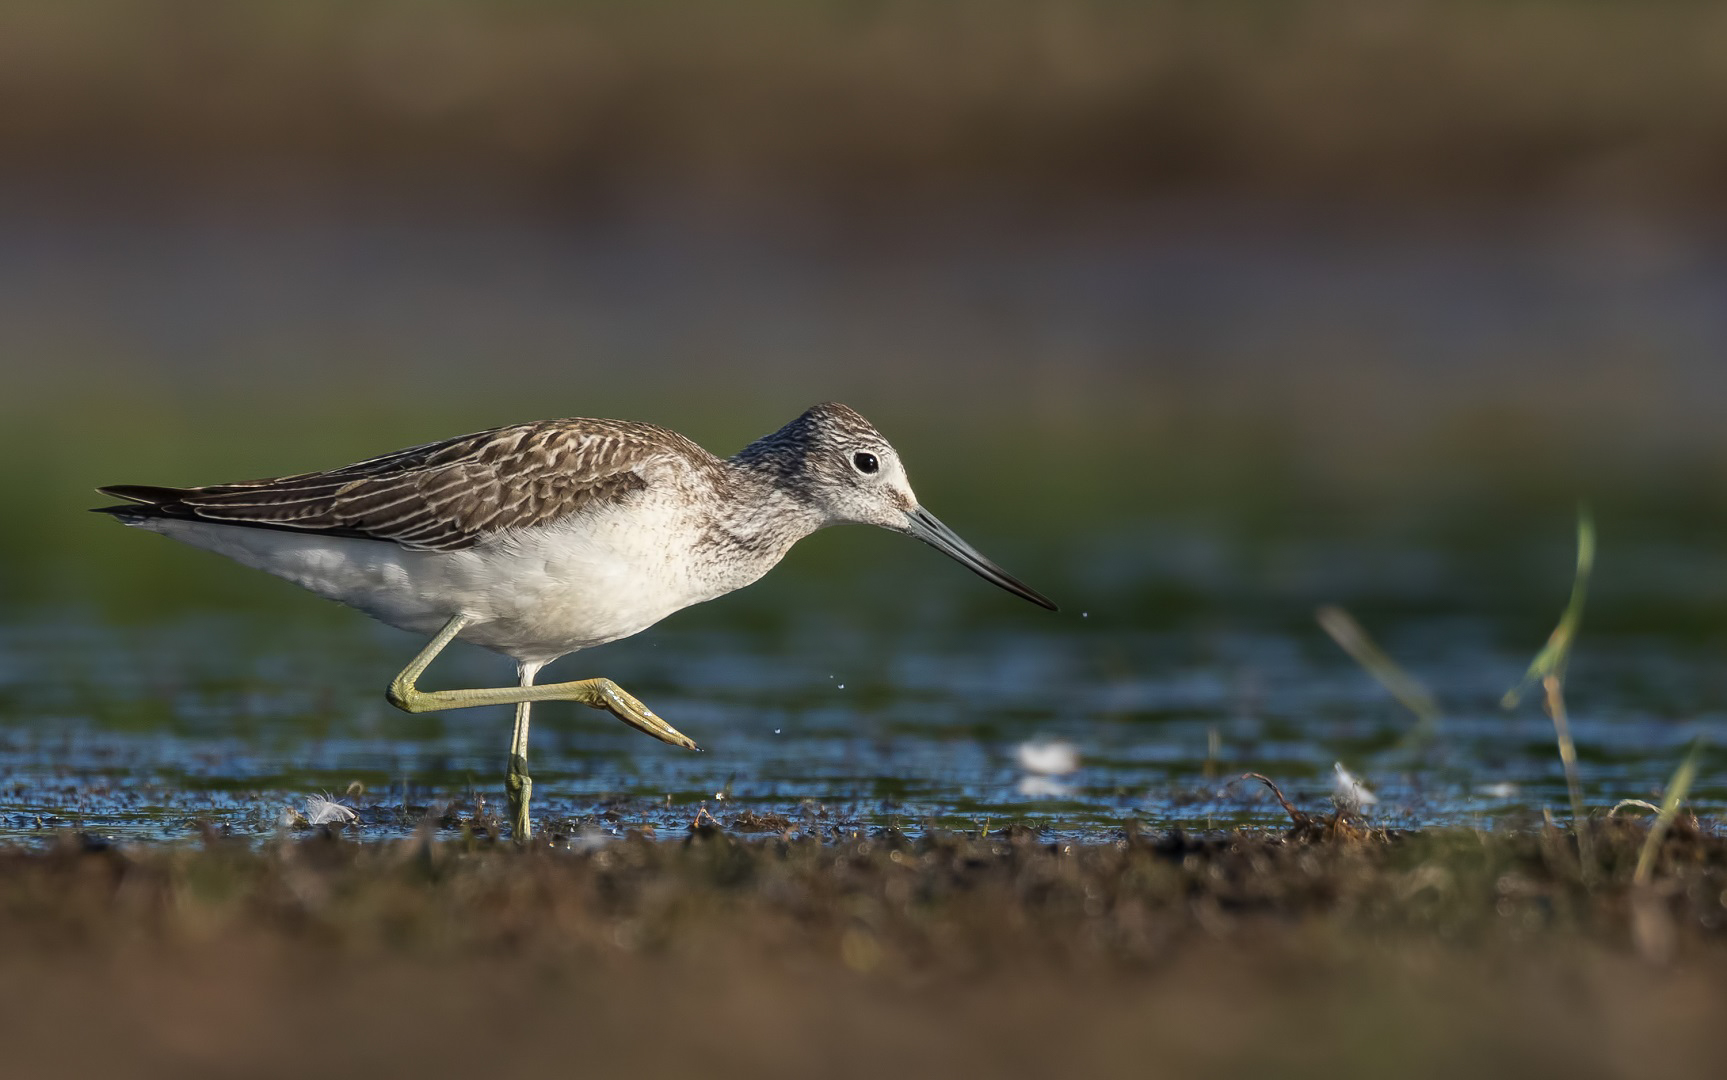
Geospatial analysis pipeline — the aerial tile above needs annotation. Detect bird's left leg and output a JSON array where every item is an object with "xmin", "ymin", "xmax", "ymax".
[{"xmin": 506, "ymin": 662, "xmax": 540, "ymax": 843}]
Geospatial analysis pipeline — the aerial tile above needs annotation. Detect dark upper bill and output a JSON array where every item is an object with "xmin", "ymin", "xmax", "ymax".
[{"xmin": 904, "ymin": 507, "xmax": 1058, "ymax": 611}]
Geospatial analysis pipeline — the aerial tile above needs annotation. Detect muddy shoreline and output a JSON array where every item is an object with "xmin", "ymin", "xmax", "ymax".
[{"xmin": 1, "ymin": 821, "xmax": 1722, "ymax": 1078}]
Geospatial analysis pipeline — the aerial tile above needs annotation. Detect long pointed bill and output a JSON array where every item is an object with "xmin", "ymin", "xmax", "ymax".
[{"xmin": 904, "ymin": 506, "xmax": 1058, "ymax": 611}]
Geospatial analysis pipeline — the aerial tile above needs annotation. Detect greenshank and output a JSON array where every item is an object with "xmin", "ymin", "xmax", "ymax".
[{"xmin": 94, "ymin": 403, "xmax": 1056, "ymax": 838}]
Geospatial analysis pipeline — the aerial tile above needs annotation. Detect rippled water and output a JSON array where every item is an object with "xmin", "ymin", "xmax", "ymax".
[
  {"xmin": 3, "ymin": 518, "xmax": 1722, "ymax": 845},
  {"xmin": 4, "ymin": 207, "xmax": 1726, "ymax": 844}
]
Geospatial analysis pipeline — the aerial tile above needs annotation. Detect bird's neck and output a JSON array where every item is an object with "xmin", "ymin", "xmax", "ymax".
[{"xmin": 716, "ymin": 451, "xmax": 828, "ymax": 557}]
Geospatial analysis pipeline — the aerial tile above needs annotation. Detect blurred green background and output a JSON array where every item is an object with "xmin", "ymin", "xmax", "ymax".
[{"xmin": 1, "ymin": 2, "xmax": 1723, "ymax": 625}]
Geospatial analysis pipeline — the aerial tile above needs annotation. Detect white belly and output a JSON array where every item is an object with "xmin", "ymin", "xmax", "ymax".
[{"xmin": 137, "ymin": 497, "xmax": 778, "ymax": 663}]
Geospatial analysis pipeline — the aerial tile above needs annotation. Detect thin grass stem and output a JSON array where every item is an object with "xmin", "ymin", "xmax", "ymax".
[{"xmin": 1541, "ymin": 673, "xmax": 1593, "ymax": 882}]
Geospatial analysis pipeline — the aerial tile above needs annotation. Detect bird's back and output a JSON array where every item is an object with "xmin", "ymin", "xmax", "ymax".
[{"xmin": 95, "ymin": 417, "xmax": 721, "ymax": 552}]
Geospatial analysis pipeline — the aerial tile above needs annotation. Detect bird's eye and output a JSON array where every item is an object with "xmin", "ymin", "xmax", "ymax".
[{"xmin": 852, "ymin": 451, "xmax": 879, "ymax": 475}]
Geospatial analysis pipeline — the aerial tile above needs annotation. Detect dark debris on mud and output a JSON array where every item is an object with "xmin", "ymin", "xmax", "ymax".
[{"xmin": 1, "ymin": 812, "xmax": 1723, "ymax": 971}]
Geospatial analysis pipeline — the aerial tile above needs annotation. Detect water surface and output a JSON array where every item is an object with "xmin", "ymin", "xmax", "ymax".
[
  {"xmin": 3, "ymin": 207, "xmax": 1725, "ymax": 844},
  {"xmin": 3, "ymin": 519, "xmax": 1721, "ymax": 845}
]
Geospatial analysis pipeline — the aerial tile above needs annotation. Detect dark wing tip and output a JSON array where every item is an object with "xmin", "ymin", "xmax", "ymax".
[
  {"xmin": 92, "ymin": 484, "xmax": 191, "ymax": 519},
  {"xmin": 96, "ymin": 484, "xmax": 187, "ymax": 505}
]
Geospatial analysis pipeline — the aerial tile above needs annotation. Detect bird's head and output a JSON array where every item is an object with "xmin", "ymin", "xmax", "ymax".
[{"xmin": 734, "ymin": 402, "xmax": 1057, "ymax": 610}]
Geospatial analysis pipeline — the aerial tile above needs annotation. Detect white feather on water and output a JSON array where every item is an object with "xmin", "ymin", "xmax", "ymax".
[
  {"xmin": 304, "ymin": 793, "xmax": 359, "ymax": 826},
  {"xmin": 1013, "ymin": 739, "xmax": 1080, "ymax": 798},
  {"xmin": 1016, "ymin": 739, "xmax": 1080, "ymax": 776},
  {"xmin": 1332, "ymin": 762, "xmax": 1378, "ymax": 814}
]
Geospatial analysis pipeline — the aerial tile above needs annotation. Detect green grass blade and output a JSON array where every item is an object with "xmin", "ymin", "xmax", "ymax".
[
  {"xmin": 1503, "ymin": 507, "xmax": 1594, "ymax": 709},
  {"xmin": 1502, "ymin": 509, "xmax": 1597, "ymax": 881},
  {"xmin": 1316, "ymin": 605, "xmax": 1442, "ymax": 737},
  {"xmin": 1634, "ymin": 738, "xmax": 1705, "ymax": 887}
]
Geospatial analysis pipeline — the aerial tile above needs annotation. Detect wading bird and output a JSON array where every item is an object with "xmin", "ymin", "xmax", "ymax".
[{"xmin": 95, "ymin": 403, "xmax": 1056, "ymax": 838}]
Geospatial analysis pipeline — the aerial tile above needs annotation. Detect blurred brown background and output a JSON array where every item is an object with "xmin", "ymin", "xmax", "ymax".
[
  {"xmin": 3, "ymin": 0, "xmax": 1726, "ymax": 600},
  {"xmin": 6, "ymin": 2, "xmax": 1726, "ymax": 211}
]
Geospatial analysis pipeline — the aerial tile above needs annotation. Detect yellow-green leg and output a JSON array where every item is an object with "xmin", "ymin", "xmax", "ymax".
[
  {"xmin": 506, "ymin": 665, "xmax": 538, "ymax": 842},
  {"xmin": 386, "ymin": 614, "xmax": 700, "ymax": 842}
]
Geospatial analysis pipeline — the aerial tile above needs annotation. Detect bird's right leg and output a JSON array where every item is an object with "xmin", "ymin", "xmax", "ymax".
[{"xmin": 386, "ymin": 614, "xmax": 700, "ymax": 750}]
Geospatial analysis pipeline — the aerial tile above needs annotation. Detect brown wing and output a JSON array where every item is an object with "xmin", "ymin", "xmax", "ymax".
[{"xmin": 95, "ymin": 419, "xmax": 701, "ymax": 551}]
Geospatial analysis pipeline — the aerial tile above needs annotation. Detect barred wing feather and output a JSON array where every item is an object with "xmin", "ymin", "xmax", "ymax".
[{"xmin": 95, "ymin": 419, "xmax": 687, "ymax": 552}]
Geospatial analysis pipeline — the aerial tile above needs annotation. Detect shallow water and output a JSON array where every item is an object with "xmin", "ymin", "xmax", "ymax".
[
  {"xmin": 3, "ymin": 519, "xmax": 1723, "ymax": 846},
  {"xmin": 4, "ymin": 207, "xmax": 1727, "ymax": 844}
]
